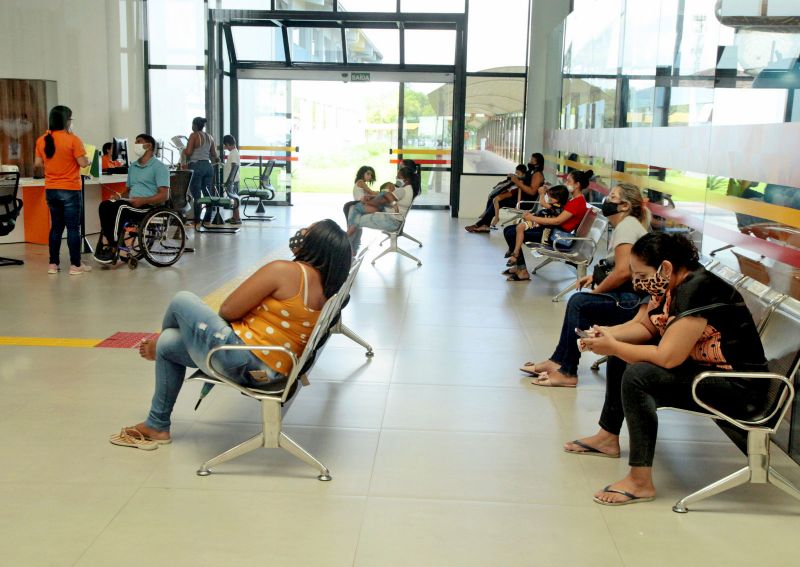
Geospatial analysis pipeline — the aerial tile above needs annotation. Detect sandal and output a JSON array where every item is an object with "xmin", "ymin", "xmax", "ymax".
[
  {"xmin": 471, "ymin": 226, "xmax": 490, "ymax": 233},
  {"xmin": 109, "ymin": 427, "xmax": 159, "ymax": 451},
  {"xmin": 507, "ymin": 273, "xmax": 530, "ymax": 282},
  {"xmin": 502, "ymin": 267, "xmax": 517, "ymax": 276},
  {"xmin": 593, "ymin": 486, "xmax": 654, "ymax": 506},
  {"xmin": 530, "ymin": 372, "xmax": 577, "ymax": 388}
]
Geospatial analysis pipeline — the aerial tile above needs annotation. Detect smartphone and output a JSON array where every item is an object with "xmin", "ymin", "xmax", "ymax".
[{"xmin": 574, "ymin": 328, "xmax": 592, "ymax": 338}]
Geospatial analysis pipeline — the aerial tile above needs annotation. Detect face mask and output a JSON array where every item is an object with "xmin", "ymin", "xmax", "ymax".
[
  {"xmin": 544, "ymin": 194, "xmax": 552, "ymax": 205},
  {"xmin": 633, "ymin": 266, "xmax": 671, "ymax": 296},
  {"xmin": 132, "ymin": 143, "xmax": 146, "ymax": 159},
  {"xmin": 289, "ymin": 229, "xmax": 305, "ymax": 253},
  {"xmin": 601, "ymin": 200, "xmax": 620, "ymax": 217},
  {"xmin": 395, "ymin": 178, "xmax": 404, "ymax": 187}
]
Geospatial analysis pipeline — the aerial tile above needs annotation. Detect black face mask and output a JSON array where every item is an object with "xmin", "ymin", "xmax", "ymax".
[{"xmin": 601, "ymin": 201, "xmax": 620, "ymax": 217}]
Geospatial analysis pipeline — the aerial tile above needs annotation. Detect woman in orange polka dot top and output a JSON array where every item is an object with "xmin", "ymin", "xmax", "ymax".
[{"xmin": 110, "ymin": 219, "xmax": 352, "ymax": 450}]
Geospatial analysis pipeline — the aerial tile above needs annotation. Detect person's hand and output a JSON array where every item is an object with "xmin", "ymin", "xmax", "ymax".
[
  {"xmin": 522, "ymin": 211, "xmax": 534, "ymax": 222},
  {"xmin": 582, "ymin": 326, "xmax": 616, "ymax": 356},
  {"xmin": 129, "ymin": 198, "xmax": 146, "ymax": 208},
  {"xmin": 576, "ymin": 274, "xmax": 593, "ymax": 290}
]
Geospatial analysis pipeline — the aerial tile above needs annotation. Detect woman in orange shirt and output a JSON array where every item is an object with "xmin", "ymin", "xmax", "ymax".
[
  {"xmin": 109, "ymin": 219, "xmax": 352, "ymax": 450},
  {"xmin": 100, "ymin": 142, "xmax": 122, "ymax": 170},
  {"xmin": 34, "ymin": 106, "xmax": 91, "ymax": 275}
]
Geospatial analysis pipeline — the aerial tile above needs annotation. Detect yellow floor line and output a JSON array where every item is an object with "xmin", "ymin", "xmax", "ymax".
[
  {"xmin": 0, "ymin": 336, "xmax": 102, "ymax": 348},
  {"xmin": 2, "ymin": 251, "xmax": 288, "ymax": 349}
]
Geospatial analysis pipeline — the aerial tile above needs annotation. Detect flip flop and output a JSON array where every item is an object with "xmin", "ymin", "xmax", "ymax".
[
  {"xmin": 109, "ymin": 427, "xmax": 159, "ymax": 451},
  {"xmin": 519, "ymin": 362, "xmax": 541, "ymax": 375},
  {"xmin": 502, "ymin": 267, "xmax": 517, "ymax": 276},
  {"xmin": 593, "ymin": 485, "xmax": 655, "ymax": 506},
  {"xmin": 564, "ymin": 439, "xmax": 620, "ymax": 458},
  {"xmin": 530, "ymin": 372, "xmax": 577, "ymax": 388},
  {"xmin": 507, "ymin": 273, "xmax": 530, "ymax": 282}
]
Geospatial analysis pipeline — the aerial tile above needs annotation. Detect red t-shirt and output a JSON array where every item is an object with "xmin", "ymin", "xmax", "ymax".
[{"xmin": 560, "ymin": 194, "xmax": 588, "ymax": 232}]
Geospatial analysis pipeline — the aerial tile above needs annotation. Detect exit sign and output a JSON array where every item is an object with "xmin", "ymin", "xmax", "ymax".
[{"xmin": 350, "ymin": 72, "xmax": 371, "ymax": 82}]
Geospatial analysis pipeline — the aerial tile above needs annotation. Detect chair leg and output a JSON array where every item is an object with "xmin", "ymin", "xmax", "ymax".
[
  {"xmin": 379, "ymin": 236, "xmax": 388, "ymax": 246},
  {"xmin": 338, "ymin": 322, "xmax": 374, "ymax": 357},
  {"xmin": 767, "ymin": 466, "xmax": 800, "ymax": 502},
  {"xmin": 0, "ymin": 256, "xmax": 24, "ymax": 267},
  {"xmin": 196, "ymin": 432, "xmax": 265, "ymax": 476},
  {"xmin": 591, "ymin": 356, "xmax": 608, "ymax": 370},
  {"xmin": 396, "ymin": 247, "xmax": 422, "ymax": 266},
  {"xmin": 552, "ymin": 280, "xmax": 577, "ymax": 302},
  {"xmin": 279, "ymin": 432, "xmax": 332, "ymax": 481},
  {"xmin": 531, "ymin": 257, "xmax": 553, "ymax": 275},
  {"xmin": 672, "ymin": 466, "xmax": 751, "ymax": 513},
  {"xmin": 401, "ymin": 231, "xmax": 423, "ymax": 247}
]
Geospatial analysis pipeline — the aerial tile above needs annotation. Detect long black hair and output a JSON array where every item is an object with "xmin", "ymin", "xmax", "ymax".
[
  {"xmin": 44, "ymin": 105, "xmax": 72, "ymax": 159},
  {"xmin": 529, "ymin": 152, "xmax": 545, "ymax": 173},
  {"xmin": 354, "ymin": 165, "xmax": 376, "ymax": 184},
  {"xmin": 400, "ymin": 159, "xmax": 421, "ymax": 198},
  {"xmin": 568, "ymin": 168, "xmax": 594, "ymax": 190},
  {"xmin": 631, "ymin": 232, "xmax": 700, "ymax": 271},
  {"xmin": 294, "ymin": 219, "xmax": 353, "ymax": 298}
]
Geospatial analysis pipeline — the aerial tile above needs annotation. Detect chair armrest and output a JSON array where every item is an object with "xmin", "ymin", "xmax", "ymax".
[
  {"xmin": 369, "ymin": 212, "xmax": 404, "ymax": 220},
  {"xmin": 204, "ymin": 344, "xmax": 299, "ymax": 400},
  {"xmin": 691, "ymin": 370, "xmax": 794, "ymax": 430}
]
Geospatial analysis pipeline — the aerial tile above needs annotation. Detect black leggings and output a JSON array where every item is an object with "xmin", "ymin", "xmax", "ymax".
[{"xmin": 600, "ymin": 357, "xmax": 765, "ymax": 467}]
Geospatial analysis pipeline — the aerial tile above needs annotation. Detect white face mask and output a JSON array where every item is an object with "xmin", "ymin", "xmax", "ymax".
[
  {"xmin": 132, "ymin": 143, "xmax": 146, "ymax": 159},
  {"xmin": 395, "ymin": 178, "xmax": 404, "ymax": 187},
  {"xmin": 544, "ymin": 193, "xmax": 552, "ymax": 205}
]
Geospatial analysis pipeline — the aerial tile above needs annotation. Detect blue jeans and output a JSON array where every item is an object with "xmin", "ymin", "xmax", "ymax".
[
  {"xmin": 146, "ymin": 291, "xmax": 280, "ymax": 431},
  {"xmin": 348, "ymin": 211, "xmax": 402, "ymax": 249},
  {"xmin": 188, "ymin": 160, "xmax": 213, "ymax": 221},
  {"xmin": 549, "ymin": 290, "xmax": 644, "ymax": 376},
  {"xmin": 45, "ymin": 189, "xmax": 82, "ymax": 267}
]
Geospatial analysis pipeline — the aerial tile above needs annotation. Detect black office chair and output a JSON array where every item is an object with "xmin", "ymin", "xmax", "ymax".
[
  {"xmin": 196, "ymin": 164, "xmax": 240, "ymax": 234},
  {"xmin": 0, "ymin": 171, "xmax": 23, "ymax": 267}
]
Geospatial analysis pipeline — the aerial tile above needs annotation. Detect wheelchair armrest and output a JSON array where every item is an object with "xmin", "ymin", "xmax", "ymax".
[
  {"xmin": 205, "ymin": 344, "xmax": 299, "ymax": 400},
  {"xmin": 691, "ymin": 370, "xmax": 794, "ymax": 430}
]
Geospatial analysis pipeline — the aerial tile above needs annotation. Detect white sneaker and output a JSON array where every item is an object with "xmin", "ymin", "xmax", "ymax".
[
  {"xmin": 47, "ymin": 264, "xmax": 59, "ymax": 274},
  {"xmin": 69, "ymin": 264, "xmax": 92, "ymax": 275}
]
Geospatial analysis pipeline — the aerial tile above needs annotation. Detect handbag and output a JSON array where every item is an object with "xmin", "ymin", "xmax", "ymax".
[{"xmin": 591, "ymin": 259, "xmax": 613, "ymax": 288}]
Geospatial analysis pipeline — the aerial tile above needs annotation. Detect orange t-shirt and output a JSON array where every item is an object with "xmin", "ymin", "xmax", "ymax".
[
  {"xmin": 35, "ymin": 130, "xmax": 86, "ymax": 190},
  {"xmin": 101, "ymin": 154, "xmax": 122, "ymax": 170}
]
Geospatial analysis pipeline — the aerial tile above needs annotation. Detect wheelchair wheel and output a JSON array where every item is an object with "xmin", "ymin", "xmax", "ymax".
[{"xmin": 138, "ymin": 209, "xmax": 186, "ymax": 267}]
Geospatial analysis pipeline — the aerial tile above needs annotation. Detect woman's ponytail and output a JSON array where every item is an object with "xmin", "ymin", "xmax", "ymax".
[{"xmin": 44, "ymin": 105, "xmax": 72, "ymax": 159}]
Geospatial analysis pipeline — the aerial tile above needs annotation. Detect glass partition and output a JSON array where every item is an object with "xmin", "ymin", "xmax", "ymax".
[{"xmin": 231, "ymin": 26, "xmax": 286, "ymax": 61}]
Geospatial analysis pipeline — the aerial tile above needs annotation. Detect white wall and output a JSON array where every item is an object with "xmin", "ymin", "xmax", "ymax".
[{"xmin": 0, "ymin": 0, "xmax": 146, "ymax": 150}]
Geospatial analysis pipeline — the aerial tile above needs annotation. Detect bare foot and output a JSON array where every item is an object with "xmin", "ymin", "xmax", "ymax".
[
  {"xmin": 519, "ymin": 359, "xmax": 559, "ymax": 375},
  {"xmin": 128, "ymin": 422, "xmax": 171, "ymax": 442},
  {"xmin": 564, "ymin": 430, "xmax": 620, "ymax": 457},
  {"xmin": 138, "ymin": 335, "xmax": 159, "ymax": 361},
  {"xmin": 593, "ymin": 473, "xmax": 656, "ymax": 504}
]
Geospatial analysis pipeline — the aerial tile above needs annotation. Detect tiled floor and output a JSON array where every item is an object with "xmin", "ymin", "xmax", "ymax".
[{"xmin": 1, "ymin": 194, "xmax": 799, "ymax": 566}]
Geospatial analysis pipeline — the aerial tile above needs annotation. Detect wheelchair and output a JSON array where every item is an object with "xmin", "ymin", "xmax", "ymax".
[{"xmin": 103, "ymin": 170, "xmax": 192, "ymax": 270}]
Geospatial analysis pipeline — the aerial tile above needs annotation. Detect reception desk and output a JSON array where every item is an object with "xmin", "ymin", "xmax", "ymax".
[{"xmin": 0, "ymin": 174, "xmax": 128, "ymax": 245}]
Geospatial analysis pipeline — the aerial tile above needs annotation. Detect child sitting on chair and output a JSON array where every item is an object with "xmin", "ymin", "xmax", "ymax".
[{"xmin": 353, "ymin": 181, "xmax": 398, "ymax": 214}]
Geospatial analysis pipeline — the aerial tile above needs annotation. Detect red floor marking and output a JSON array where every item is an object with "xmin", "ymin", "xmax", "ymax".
[{"xmin": 95, "ymin": 332, "xmax": 158, "ymax": 349}]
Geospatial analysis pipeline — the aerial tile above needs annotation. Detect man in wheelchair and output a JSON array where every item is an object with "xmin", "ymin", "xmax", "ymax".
[{"xmin": 94, "ymin": 133, "xmax": 169, "ymax": 264}]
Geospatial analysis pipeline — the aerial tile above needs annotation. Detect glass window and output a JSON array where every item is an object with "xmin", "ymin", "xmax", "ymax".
[
  {"xmin": 237, "ymin": 80, "xmax": 291, "ymax": 147},
  {"xmin": 289, "ymin": 27, "xmax": 343, "ymax": 63},
  {"xmin": 147, "ymin": 0, "xmax": 205, "ymax": 66},
  {"xmin": 626, "ymin": 80, "xmax": 655, "ymax": 127},
  {"xmin": 149, "ymin": 70, "xmax": 206, "ymax": 146},
  {"xmin": 562, "ymin": 0, "xmax": 622, "ymax": 75},
  {"xmin": 345, "ymin": 28, "xmax": 399, "ymax": 64},
  {"xmin": 275, "ymin": 0, "xmax": 334, "ymax": 10},
  {"xmin": 560, "ymin": 78, "xmax": 616, "ymax": 129},
  {"xmin": 620, "ymin": 0, "xmax": 660, "ymax": 75},
  {"xmin": 231, "ymin": 26, "xmax": 286, "ymax": 61},
  {"xmin": 219, "ymin": 0, "xmax": 269, "ymax": 9},
  {"xmin": 675, "ymin": 0, "xmax": 724, "ymax": 77},
  {"xmin": 467, "ymin": 0, "xmax": 528, "ymax": 72},
  {"xmin": 712, "ymin": 88, "xmax": 788, "ymax": 125},
  {"xmin": 223, "ymin": 75, "xmax": 231, "ymax": 137},
  {"xmin": 463, "ymin": 76, "xmax": 525, "ymax": 173},
  {"xmin": 405, "ymin": 30, "xmax": 456, "ymax": 65},
  {"xmin": 667, "ymin": 86, "xmax": 715, "ymax": 126},
  {"xmin": 338, "ymin": 0, "xmax": 396, "ymax": 11},
  {"xmin": 401, "ymin": 0, "xmax": 465, "ymax": 12}
]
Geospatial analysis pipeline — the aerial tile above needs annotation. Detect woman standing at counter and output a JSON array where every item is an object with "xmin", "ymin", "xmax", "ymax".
[
  {"xmin": 183, "ymin": 116, "xmax": 218, "ymax": 226},
  {"xmin": 34, "ymin": 105, "xmax": 91, "ymax": 275}
]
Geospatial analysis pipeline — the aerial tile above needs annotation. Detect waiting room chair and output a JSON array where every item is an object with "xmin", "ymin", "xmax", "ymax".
[
  {"xmin": 521, "ymin": 206, "xmax": 607, "ymax": 302},
  {"xmin": 196, "ymin": 164, "xmax": 240, "ymax": 234},
  {"xmin": 240, "ymin": 160, "xmax": 276, "ymax": 221},
  {"xmin": 371, "ymin": 196, "xmax": 422, "ymax": 267},
  {"xmin": 0, "ymin": 171, "xmax": 23, "ymax": 267},
  {"xmin": 330, "ymin": 246, "xmax": 374, "ymax": 356},
  {"xmin": 668, "ymin": 294, "xmax": 800, "ymax": 513},
  {"xmin": 499, "ymin": 200, "xmax": 538, "ymax": 227}
]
